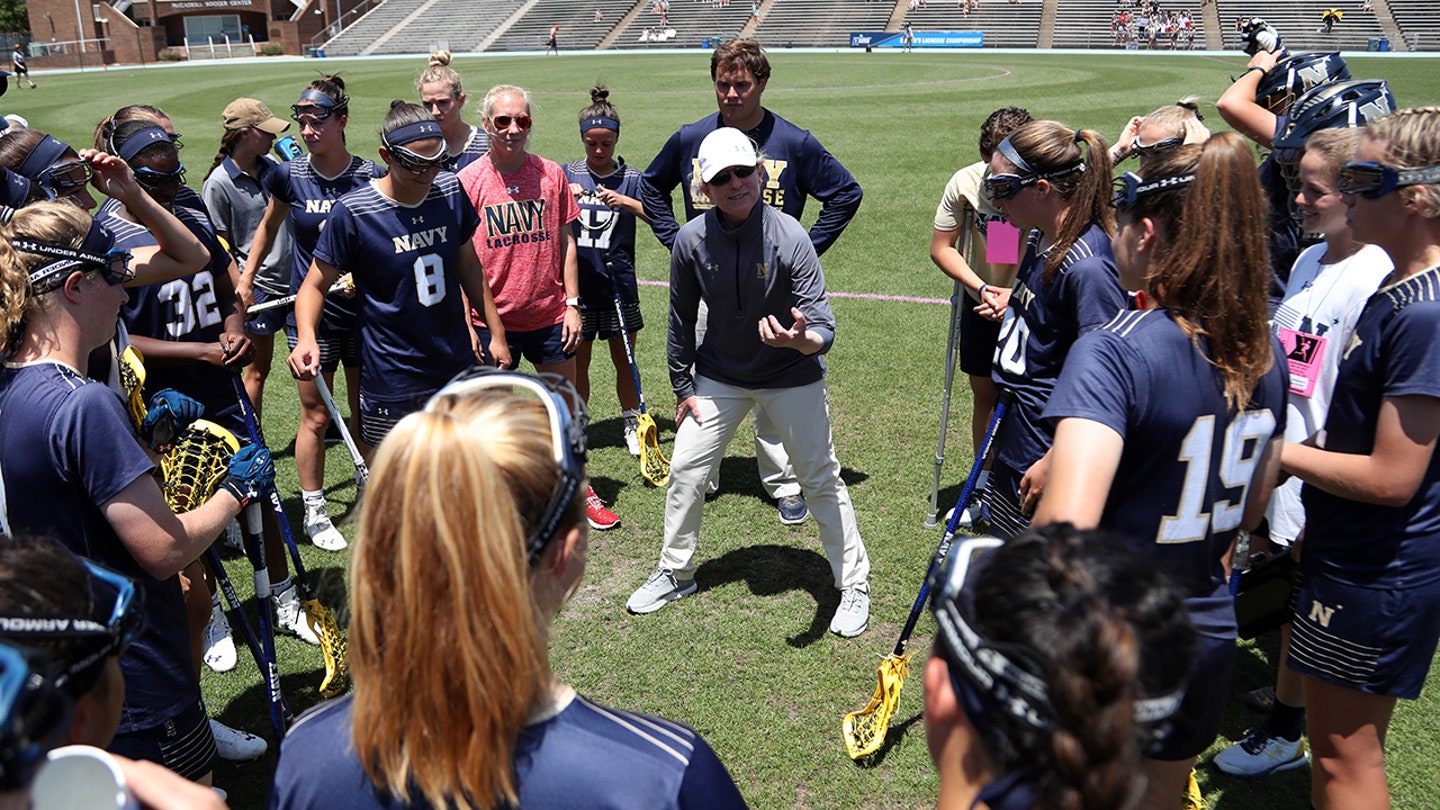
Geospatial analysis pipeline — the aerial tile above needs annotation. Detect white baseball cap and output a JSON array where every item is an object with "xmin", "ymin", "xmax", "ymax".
[{"xmin": 697, "ymin": 127, "xmax": 759, "ymax": 183}]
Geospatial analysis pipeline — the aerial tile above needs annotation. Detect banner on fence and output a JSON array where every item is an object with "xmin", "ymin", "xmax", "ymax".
[{"xmin": 849, "ymin": 31, "xmax": 984, "ymax": 48}]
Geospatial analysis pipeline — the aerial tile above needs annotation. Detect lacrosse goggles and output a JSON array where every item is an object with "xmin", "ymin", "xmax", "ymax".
[
  {"xmin": 1111, "ymin": 172, "xmax": 1196, "ymax": 213},
  {"xmin": 15, "ymin": 220, "xmax": 135, "ymax": 295},
  {"xmin": 984, "ymin": 137, "xmax": 1085, "ymax": 202},
  {"xmin": 133, "ymin": 163, "xmax": 187, "ymax": 192},
  {"xmin": 14, "ymin": 135, "xmax": 90, "ymax": 201},
  {"xmin": 0, "ymin": 643, "xmax": 74, "ymax": 790},
  {"xmin": 1338, "ymin": 161, "xmax": 1440, "ymax": 200},
  {"xmin": 291, "ymin": 89, "xmax": 350, "ymax": 125},
  {"xmin": 381, "ymin": 120, "xmax": 450, "ymax": 175},
  {"xmin": 0, "ymin": 559, "xmax": 144, "ymax": 697},
  {"xmin": 426, "ymin": 369, "xmax": 588, "ymax": 561},
  {"xmin": 1128, "ymin": 135, "xmax": 1184, "ymax": 160},
  {"xmin": 929, "ymin": 536, "xmax": 1184, "ymax": 746}
]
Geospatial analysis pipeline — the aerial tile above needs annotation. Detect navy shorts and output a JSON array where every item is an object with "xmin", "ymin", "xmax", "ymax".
[
  {"xmin": 1153, "ymin": 625, "xmax": 1235, "ymax": 760},
  {"xmin": 1288, "ymin": 569, "xmax": 1440, "ymax": 699},
  {"xmin": 107, "ymin": 699, "xmax": 217, "ymax": 781},
  {"xmin": 474, "ymin": 323, "xmax": 574, "ymax": 368},
  {"xmin": 958, "ymin": 301, "xmax": 1003, "ymax": 378},
  {"xmin": 978, "ymin": 462, "xmax": 1031, "ymax": 539},
  {"xmin": 285, "ymin": 325, "xmax": 359, "ymax": 374},
  {"xmin": 358, "ymin": 389, "xmax": 435, "ymax": 446},
  {"xmin": 581, "ymin": 299, "xmax": 644, "ymax": 342},
  {"xmin": 246, "ymin": 287, "xmax": 289, "ymax": 337}
]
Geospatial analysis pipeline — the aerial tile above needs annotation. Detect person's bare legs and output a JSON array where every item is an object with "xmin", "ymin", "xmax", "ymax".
[
  {"xmin": 1304, "ymin": 676, "xmax": 1396, "ymax": 810},
  {"xmin": 242, "ymin": 333, "xmax": 274, "ymax": 417},
  {"xmin": 609, "ymin": 334, "xmax": 640, "ymax": 411},
  {"xmin": 1139, "ymin": 756, "xmax": 1196, "ymax": 810}
]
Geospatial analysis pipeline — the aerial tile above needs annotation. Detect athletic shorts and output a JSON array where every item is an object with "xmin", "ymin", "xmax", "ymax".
[
  {"xmin": 358, "ymin": 389, "xmax": 434, "ymax": 446},
  {"xmin": 285, "ymin": 326, "xmax": 359, "ymax": 374},
  {"xmin": 107, "ymin": 699, "xmax": 217, "ymax": 781},
  {"xmin": 959, "ymin": 301, "xmax": 1003, "ymax": 378},
  {"xmin": 473, "ymin": 323, "xmax": 574, "ymax": 368},
  {"xmin": 1153, "ymin": 626, "xmax": 1235, "ymax": 760},
  {"xmin": 1287, "ymin": 568, "xmax": 1440, "ymax": 699},
  {"xmin": 978, "ymin": 462, "xmax": 1031, "ymax": 540},
  {"xmin": 246, "ymin": 287, "xmax": 289, "ymax": 337},
  {"xmin": 581, "ymin": 299, "xmax": 644, "ymax": 342}
]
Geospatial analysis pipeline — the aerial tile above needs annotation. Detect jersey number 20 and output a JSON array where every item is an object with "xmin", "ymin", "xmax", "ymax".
[{"xmin": 1158, "ymin": 410, "xmax": 1276, "ymax": 544}]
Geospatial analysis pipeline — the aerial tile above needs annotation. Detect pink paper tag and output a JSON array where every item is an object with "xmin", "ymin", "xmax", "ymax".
[
  {"xmin": 985, "ymin": 221, "xmax": 1021, "ymax": 265},
  {"xmin": 1278, "ymin": 327, "xmax": 1326, "ymax": 398}
]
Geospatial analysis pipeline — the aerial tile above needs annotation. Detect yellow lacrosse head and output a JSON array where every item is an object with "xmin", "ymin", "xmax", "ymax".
[
  {"xmin": 304, "ymin": 597, "xmax": 350, "ymax": 698},
  {"xmin": 118, "ymin": 344, "xmax": 148, "ymax": 431},
  {"xmin": 160, "ymin": 420, "xmax": 241, "ymax": 513},
  {"xmin": 637, "ymin": 412, "xmax": 670, "ymax": 487},
  {"xmin": 842, "ymin": 653, "xmax": 911, "ymax": 759}
]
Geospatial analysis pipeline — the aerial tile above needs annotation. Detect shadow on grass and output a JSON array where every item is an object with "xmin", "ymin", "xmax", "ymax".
[
  {"xmin": 694, "ymin": 544, "xmax": 840, "ymax": 649},
  {"xmin": 852, "ymin": 711, "xmax": 924, "ymax": 768}
]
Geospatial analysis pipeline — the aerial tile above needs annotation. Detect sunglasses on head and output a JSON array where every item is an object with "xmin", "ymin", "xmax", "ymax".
[
  {"xmin": 492, "ymin": 114, "xmax": 533, "ymax": 132},
  {"xmin": 1111, "ymin": 171, "xmax": 1197, "ymax": 212},
  {"xmin": 1129, "ymin": 135, "xmax": 1183, "ymax": 158},
  {"xmin": 134, "ymin": 163, "xmax": 186, "ymax": 191},
  {"xmin": 38, "ymin": 159, "xmax": 92, "ymax": 195},
  {"xmin": 1338, "ymin": 161, "xmax": 1440, "ymax": 200},
  {"xmin": 708, "ymin": 164, "xmax": 757, "ymax": 187}
]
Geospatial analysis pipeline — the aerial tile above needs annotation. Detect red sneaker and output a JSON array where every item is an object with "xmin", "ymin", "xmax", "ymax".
[{"xmin": 585, "ymin": 486, "xmax": 621, "ymax": 531}]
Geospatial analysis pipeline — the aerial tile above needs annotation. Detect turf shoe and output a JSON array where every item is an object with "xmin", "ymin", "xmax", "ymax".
[
  {"xmin": 1214, "ymin": 730, "xmax": 1309, "ymax": 777},
  {"xmin": 777, "ymin": 494, "xmax": 809, "ymax": 525},
  {"xmin": 202, "ymin": 602, "xmax": 236, "ymax": 672},
  {"xmin": 585, "ymin": 486, "xmax": 621, "ymax": 531},
  {"xmin": 622, "ymin": 409, "xmax": 641, "ymax": 457},
  {"xmin": 304, "ymin": 504, "xmax": 347, "ymax": 551},
  {"xmin": 830, "ymin": 585, "xmax": 870, "ymax": 637},
  {"xmin": 209, "ymin": 718, "xmax": 266, "ymax": 761},
  {"xmin": 273, "ymin": 582, "xmax": 321, "ymax": 646},
  {"xmin": 627, "ymin": 568, "xmax": 697, "ymax": 614}
]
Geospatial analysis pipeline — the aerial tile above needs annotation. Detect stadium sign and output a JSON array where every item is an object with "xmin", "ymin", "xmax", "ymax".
[{"xmin": 849, "ymin": 31, "xmax": 983, "ymax": 48}]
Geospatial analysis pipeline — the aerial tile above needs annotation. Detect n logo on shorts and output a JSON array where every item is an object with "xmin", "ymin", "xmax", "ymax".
[{"xmin": 1308, "ymin": 599, "xmax": 1338, "ymax": 628}]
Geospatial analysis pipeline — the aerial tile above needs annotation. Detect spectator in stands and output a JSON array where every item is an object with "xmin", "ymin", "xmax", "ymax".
[
  {"xmin": 640, "ymin": 39, "xmax": 863, "ymax": 528},
  {"xmin": 1319, "ymin": 8, "xmax": 1342, "ymax": 33}
]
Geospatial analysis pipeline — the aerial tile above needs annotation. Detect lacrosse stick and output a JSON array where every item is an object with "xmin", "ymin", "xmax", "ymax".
[
  {"xmin": 160, "ymin": 419, "xmax": 291, "ymax": 737},
  {"xmin": 229, "ymin": 374, "xmax": 349, "ymax": 698},
  {"xmin": 245, "ymin": 277, "xmax": 354, "ymax": 319},
  {"xmin": 613, "ymin": 285, "xmax": 669, "ymax": 487},
  {"xmin": 925, "ymin": 210, "xmax": 975, "ymax": 528},
  {"xmin": 117, "ymin": 344, "xmax": 149, "ymax": 430},
  {"xmin": 843, "ymin": 394, "xmax": 1008, "ymax": 760},
  {"xmin": 313, "ymin": 375, "xmax": 368, "ymax": 494}
]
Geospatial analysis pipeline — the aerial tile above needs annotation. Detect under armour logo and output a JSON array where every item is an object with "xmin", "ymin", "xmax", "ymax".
[
  {"xmin": 506, "ymin": 185, "xmax": 521, "ymax": 195},
  {"xmin": 411, "ymin": 216, "xmax": 425, "ymax": 225}
]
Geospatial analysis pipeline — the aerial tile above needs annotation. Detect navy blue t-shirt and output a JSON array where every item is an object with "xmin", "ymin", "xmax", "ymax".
[
  {"xmin": 1303, "ymin": 266, "xmax": 1440, "ymax": 588},
  {"xmin": 0, "ymin": 362, "xmax": 199, "ymax": 732},
  {"xmin": 991, "ymin": 223, "xmax": 1125, "ymax": 476},
  {"xmin": 269, "ymin": 691, "xmax": 748, "ymax": 809},
  {"xmin": 443, "ymin": 125, "xmax": 490, "ymax": 174},
  {"xmin": 564, "ymin": 159, "xmax": 642, "ymax": 304},
  {"xmin": 313, "ymin": 174, "xmax": 478, "ymax": 399},
  {"xmin": 1045, "ymin": 310, "xmax": 1289, "ymax": 634}
]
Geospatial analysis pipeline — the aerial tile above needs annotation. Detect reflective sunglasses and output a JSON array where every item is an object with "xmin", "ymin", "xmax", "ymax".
[
  {"xmin": 1338, "ymin": 160, "xmax": 1440, "ymax": 200},
  {"xmin": 134, "ymin": 163, "xmax": 187, "ymax": 191},
  {"xmin": 707, "ymin": 164, "xmax": 757, "ymax": 187},
  {"xmin": 290, "ymin": 104, "xmax": 340, "ymax": 124},
  {"xmin": 491, "ymin": 114, "xmax": 533, "ymax": 132},
  {"xmin": 426, "ymin": 369, "xmax": 588, "ymax": 560},
  {"xmin": 388, "ymin": 142, "xmax": 449, "ymax": 175},
  {"xmin": 1111, "ymin": 171, "xmax": 1197, "ymax": 212},
  {"xmin": 0, "ymin": 560, "xmax": 144, "ymax": 691},
  {"xmin": 38, "ymin": 159, "xmax": 92, "ymax": 194},
  {"xmin": 1129, "ymin": 135, "xmax": 1183, "ymax": 159}
]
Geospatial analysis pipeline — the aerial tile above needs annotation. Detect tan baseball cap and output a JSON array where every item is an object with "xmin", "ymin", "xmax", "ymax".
[{"xmin": 222, "ymin": 98, "xmax": 290, "ymax": 134}]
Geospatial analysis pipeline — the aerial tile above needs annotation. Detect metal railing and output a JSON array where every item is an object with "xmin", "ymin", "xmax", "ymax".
[{"xmin": 307, "ymin": 0, "xmax": 384, "ymax": 50}]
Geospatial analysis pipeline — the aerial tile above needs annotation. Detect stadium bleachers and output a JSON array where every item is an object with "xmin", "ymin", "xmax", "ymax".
[
  {"xmin": 489, "ymin": 0, "xmax": 643, "ymax": 52},
  {"xmin": 900, "ymin": 1, "xmax": 1044, "ymax": 49},
  {"xmin": 1215, "ymin": 0, "xmax": 1387, "ymax": 53},
  {"xmin": 1050, "ymin": 1, "xmax": 1201, "ymax": 50},
  {"xmin": 611, "ymin": 1, "xmax": 756, "ymax": 50},
  {"xmin": 1386, "ymin": 0, "xmax": 1440, "ymax": 51},
  {"xmin": 750, "ymin": 0, "xmax": 894, "ymax": 48},
  {"xmin": 321, "ymin": 0, "xmax": 525, "ymax": 56}
]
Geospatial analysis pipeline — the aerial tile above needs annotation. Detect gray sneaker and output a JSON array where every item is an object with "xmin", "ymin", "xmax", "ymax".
[
  {"xmin": 627, "ymin": 568, "xmax": 697, "ymax": 614},
  {"xmin": 777, "ymin": 494, "xmax": 809, "ymax": 525},
  {"xmin": 830, "ymin": 585, "xmax": 870, "ymax": 637}
]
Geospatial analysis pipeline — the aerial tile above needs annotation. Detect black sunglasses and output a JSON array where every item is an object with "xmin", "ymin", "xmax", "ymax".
[
  {"xmin": 1338, "ymin": 161, "xmax": 1440, "ymax": 200},
  {"xmin": 708, "ymin": 164, "xmax": 757, "ymax": 186},
  {"xmin": 134, "ymin": 163, "xmax": 187, "ymax": 190}
]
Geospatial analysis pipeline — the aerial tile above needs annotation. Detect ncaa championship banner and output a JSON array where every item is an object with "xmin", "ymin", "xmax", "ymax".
[{"xmin": 849, "ymin": 30, "xmax": 984, "ymax": 48}]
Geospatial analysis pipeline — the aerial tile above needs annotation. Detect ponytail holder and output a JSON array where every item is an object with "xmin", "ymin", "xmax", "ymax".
[{"xmin": 1073, "ymin": 129, "xmax": 1084, "ymax": 145}]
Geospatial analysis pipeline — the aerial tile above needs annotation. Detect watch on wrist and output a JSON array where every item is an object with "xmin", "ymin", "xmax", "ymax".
[{"xmin": 565, "ymin": 297, "xmax": 582, "ymax": 308}]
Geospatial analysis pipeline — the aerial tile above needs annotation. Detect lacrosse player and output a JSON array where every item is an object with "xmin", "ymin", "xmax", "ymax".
[{"xmin": 415, "ymin": 50, "xmax": 490, "ymax": 173}]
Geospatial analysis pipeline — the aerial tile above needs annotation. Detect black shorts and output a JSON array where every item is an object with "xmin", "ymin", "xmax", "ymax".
[
  {"xmin": 474, "ymin": 323, "xmax": 574, "ymax": 368},
  {"xmin": 358, "ymin": 389, "xmax": 435, "ymax": 446},
  {"xmin": 107, "ymin": 699, "xmax": 217, "ymax": 781},
  {"xmin": 958, "ymin": 300, "xmax": 1003, "ymax": 378},
  {"xmin": 285, "ymin": 326, "xmax": 359, "ymax": 374},
  {"xmin": 581, "ymin": 299, "xmax": 644, "ymax": 342}
]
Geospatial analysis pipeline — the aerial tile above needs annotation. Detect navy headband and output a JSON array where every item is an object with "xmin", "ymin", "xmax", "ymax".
[
  {"xmin": 17, "ymin": 135, "xmax": 70, "ymax": 181},
  {"xmin": 115, "ymin": 127, "xmax": 172, "ymax": 164},
  {"xmin": 1, "ymin": 168, "xmax": 33, "ymax": 209},
  {"xmin": 996, "ymin": 138, "xmax": 1037, "ymax": 176},
  {"xmin": 17, "ymin": 219, "xmax": 117, "ymax": 293},
  {"xmin": 383, "ymin": 120, "xmax": 443, "ymax": 148},
  {"xmin": 580, "ymin": 116, "xmax": 620, "ymax": 135},
  {"xmin": 298, "ymin": 88, "xmax": 347, "ymax": 111}
]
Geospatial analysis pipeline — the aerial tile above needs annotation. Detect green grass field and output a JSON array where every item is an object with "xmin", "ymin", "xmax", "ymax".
[{"xmin": 16, "ymin": 49, "xmax": 1440, "ymax": 809}]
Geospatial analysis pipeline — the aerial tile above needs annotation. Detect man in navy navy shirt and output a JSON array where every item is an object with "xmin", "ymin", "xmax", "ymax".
[{"xmin": 641, "ymin": 39, "xmax": 863, "ymax": 525}]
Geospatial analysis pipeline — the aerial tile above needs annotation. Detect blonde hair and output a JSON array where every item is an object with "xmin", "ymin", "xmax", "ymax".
[
  {"xmin": 1364, "ymin": 106, "xmax": 1440, "ymax": 219},
  {"xmin": 1302, "ymin": 126, "xmax": 1364, "ymax": 178},
  {"xmin": 1141, "ymin": 98, "xmax": 1211, "ymax": 144},
  {"xmin": 350, "ymin": 389, "xmax": 583, "ymax": 810},
  {"xmin": 416, "ymin": 49, "xmax": 463, "ymax": 97},
  {"xmin": 482, "ymin": 84, "xmax": 531, "ymax": 120},
  {"xmin": 0, "ymin": 202, "xmax": 93, "ymax": 354}
]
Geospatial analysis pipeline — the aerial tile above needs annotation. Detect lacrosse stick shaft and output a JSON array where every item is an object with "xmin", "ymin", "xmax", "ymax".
[
  {"xmin": 245, "ymin": 279, "xmax": 350, "ymax": 319},
  {"xmin": 313, "ymin": 375, "xmax": 368, "ymax": 490},
  {"xmin": 612, "ymin": 287, "xmax": 649, "ymax": 416},
  {"xmin": 241, "ymin": 502, "xmax": 290, "ymax": 736},
  {"xmin": 203, "ymin": 547, "xmax": 280, "ymax": 728},
  {"xmin": 927, "ymin": 210, "xmax": 975, "ymax": 528},
  {"xmin": 893, "ymin": 396, "xmax": 1008, "ymax": 658}
]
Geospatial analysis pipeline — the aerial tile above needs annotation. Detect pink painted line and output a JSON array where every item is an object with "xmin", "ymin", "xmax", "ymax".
[{"xmin": 637, "ymin": 278, "xmax": 948, "ymax": 305}]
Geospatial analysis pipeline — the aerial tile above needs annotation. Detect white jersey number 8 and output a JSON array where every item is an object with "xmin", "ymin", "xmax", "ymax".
[
  {"xmin": 413, "ymin": 253, "xmax": 445, "ymax": 307},
  {"xmin": 1158, "ymin": 409, "xmax": 1277, "ymax": 544}
]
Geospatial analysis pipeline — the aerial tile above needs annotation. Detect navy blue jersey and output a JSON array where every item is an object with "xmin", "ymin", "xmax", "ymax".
[
  {"xmin": 0, "ymin": 363, "xmax": 199, "ymax": 732},
  {"xmin": 1303, "ymin": 266, "xmax": 1440, "ymax": 588},
  {"xmin": 313, "ymin": 173, "xmax": 478, "ymax": 397},
  {"xmin": 640, "ymin": 110, "xmax": 861, "ymax": 256},
  {"xmin": 564, "ymin": 159, "xmax": 642, "ymax": 305},
  {"xmin": 101, "ymin": 207, "xmax": 237, "ymax": 424},
  {"xmin": 991, "ymin": 223, "xmax": 1124, "ymax": 475},
  {"xmin": 96, "ymin": 185, "xmax": 209, "ymax": 221},
  {"xmin": 443, "ymin": 126, "xmax": 490, "ymax": 173},
  {"xmin": 262, "ymin": 154, "xmax": 380, "ymax": 328},
  {"xmin": 1045, "ymin": 310, "xmax": 1288, "ymax": 631},
  {"xmin": 270, "ymin": 691, "xmax": 748, "ymax": 810}
]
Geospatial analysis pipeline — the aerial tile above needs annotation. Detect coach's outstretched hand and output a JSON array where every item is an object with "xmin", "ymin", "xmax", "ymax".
[
  {"xmin": 220, "ymin": 444, "xmax": 275, "ymax": 508},
  {"xmin": 759, "ymin": 308, "xmax": 823, "ymax": 355}
]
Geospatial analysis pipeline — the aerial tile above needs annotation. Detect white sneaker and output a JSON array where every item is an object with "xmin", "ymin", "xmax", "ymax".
[
  {"xmin": 626, "ymin": 568, "xmax": 697, "ymax": 614},
  {"xmin": 623, "ymin": 409, "xmax": 641, "ymax": 457},
  {"xmin": 203, "ymin": 603, "xmax": 236, "ymax": 672},
  {"xmin": 208, "ymin": 718, "xmax": 267, "ymax": 761},
  {"xmin": 830, "ymin": 585, "xmax": 870, "ymax": 638},
  {"xmin": 1214, "ymin": 729, "xmax": 1309, "ymax": 777},
  {"xmin": 222, "ymin": 519, "xmax": 243, "ymax": 552},
  {"xmin": 273, "ymin": 583, "xmax": 321, "ymax": 646},
  {"xmin": 304, "ymin": 505, "xmax": 347, "ymax": 551}
]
